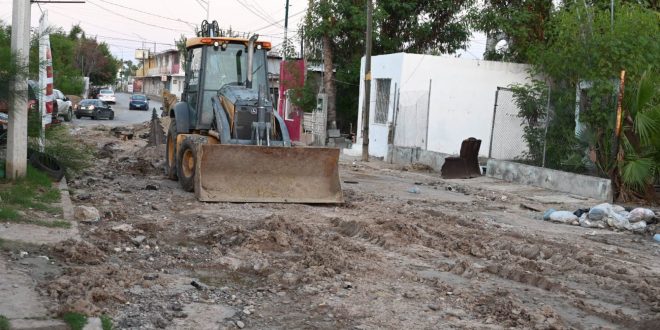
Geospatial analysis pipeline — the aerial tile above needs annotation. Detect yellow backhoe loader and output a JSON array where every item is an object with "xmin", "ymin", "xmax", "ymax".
[{"xmin": 165, "ymin": 20, "xmax": 342, "ymax": 203}]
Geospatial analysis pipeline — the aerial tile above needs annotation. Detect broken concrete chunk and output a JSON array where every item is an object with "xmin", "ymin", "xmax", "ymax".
[
  {"xmin": 73, "ymin": 205, "xmax": 100, "ymax": 223},
  {"xmin": 132, "ymin": 235, "xmax": 146, "ymax": 245},
  {"xmin": 112, "ymin": 224, "xmax": 135, "ymax": 232}
]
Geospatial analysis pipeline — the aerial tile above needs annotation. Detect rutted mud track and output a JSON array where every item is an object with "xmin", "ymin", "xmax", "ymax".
[{"xmin": 39, "ymin": 125, "xmax": 660, "ymax": 329}]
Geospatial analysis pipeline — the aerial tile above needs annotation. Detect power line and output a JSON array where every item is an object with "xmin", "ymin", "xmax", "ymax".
[
  {"xmin": 253, "ymin": 7, "xmax": 306, "ymax": 32},
  {"xmin": 234, "ymin": 0, "xmax": 282, "ymax": 27},
  {"xmin": 97, "ymin": 0, "xmax": 195, "ymax": 25},
  {"xmin": 47, "ymin": 7, "xmax": 143, "ymax": 40},
  {"xmin": 246, "ymin": 0, "xmax": 277, "ymax": 24},
  {"xmin": 87, "ymin": 0, "xmax": 192, "ymax": 33},
  {"xmin": 93, "ymin": 34, "xmax": 175, "ymax": 46}
]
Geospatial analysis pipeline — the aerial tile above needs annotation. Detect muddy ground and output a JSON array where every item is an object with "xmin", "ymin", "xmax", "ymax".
[{"xmin": 11, "ymin": 121, "xmax": 660, "ymax": 329}]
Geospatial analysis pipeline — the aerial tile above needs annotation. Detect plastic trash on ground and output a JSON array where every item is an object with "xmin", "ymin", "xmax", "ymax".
[
  {"xmin": 579, "ymin": 214, "xmax": 606, "ymax": 229},
  {"xmin": 548, "ymin": 211, "xmax": 579, "ymax": 224},
  {"xmin": 626, "ymin": 208, "xmax": 655, "ymax": 223}
]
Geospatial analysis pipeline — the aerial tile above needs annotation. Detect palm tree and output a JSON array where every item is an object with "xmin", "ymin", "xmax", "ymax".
[{"xmin": 618, "ymin": 69, "xmax": 660, "ymax": 201}]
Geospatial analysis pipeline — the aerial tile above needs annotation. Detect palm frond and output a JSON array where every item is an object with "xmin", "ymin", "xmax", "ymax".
[
  {"xmin": 621, "ymin": 157, "xmax": 655, "ymax": 191},
  {"xmin": 634, "ymin": 111, "xmax": 660, "ymax": 145}
]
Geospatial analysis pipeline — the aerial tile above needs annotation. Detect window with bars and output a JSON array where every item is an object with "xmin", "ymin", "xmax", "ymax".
[{"xmin": 374, "ymin": 78, "xmax": 391, "ymax": 124}]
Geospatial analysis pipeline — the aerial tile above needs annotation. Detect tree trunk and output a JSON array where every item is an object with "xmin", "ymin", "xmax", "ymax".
[{"xmin": 322, "ymin": 34, "xmax": 337, "ymax": 130}]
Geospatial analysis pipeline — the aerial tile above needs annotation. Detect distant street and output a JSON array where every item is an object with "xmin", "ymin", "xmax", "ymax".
[{"xmin": 72, "ymin": 92, "xmax": 163, "ymax": 127}]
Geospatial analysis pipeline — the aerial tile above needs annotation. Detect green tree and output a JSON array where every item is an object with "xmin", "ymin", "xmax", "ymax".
[
  {"xmin": 302, "ymin": 0, "xmax": 474, "ymax": 132},
  {"xmin": 469, "ymin": 0, "xmax": 554, "ymax": 62},
  {"xmin": 513, "ymin": 2, "xmax": 659, "ymax": 200}
]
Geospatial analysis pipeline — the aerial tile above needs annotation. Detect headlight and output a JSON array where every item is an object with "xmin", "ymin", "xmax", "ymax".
[{"xmin": 89, "ymin": 105, "xmax": 95, "ymax": 110}]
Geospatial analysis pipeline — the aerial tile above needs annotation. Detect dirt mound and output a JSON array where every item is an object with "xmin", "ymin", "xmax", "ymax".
[
  {"xmin": 45, "ymin": 265, "xmax": 140, "ymax": 315},
  {"xmin": 50, "ymin": 240, "xmax": 107, "ymax": 265}
]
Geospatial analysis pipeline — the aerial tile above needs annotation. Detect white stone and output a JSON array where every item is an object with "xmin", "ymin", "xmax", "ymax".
[{"xmin": 73, "ymin": 205, "xmax": 100, "ymax": 222}]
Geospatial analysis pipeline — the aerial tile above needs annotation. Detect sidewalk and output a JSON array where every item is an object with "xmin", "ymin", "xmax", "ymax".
[{"xmin": 0, "ymin": 179, "xmax": 80, "ymax": 329}]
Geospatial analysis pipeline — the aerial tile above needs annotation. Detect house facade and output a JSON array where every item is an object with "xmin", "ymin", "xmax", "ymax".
[
  {"xmin": 350, "ymin": 53, "xmax": 533, "ymax": 162},
  {"xmin": 134, "ymin": 49, "xmax": 185, "ymax": 100}
]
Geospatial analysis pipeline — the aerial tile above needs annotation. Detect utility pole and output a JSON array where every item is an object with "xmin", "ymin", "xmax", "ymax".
[
  {"xmin": 361, "ymin": 0, "xmax": 372, "ymax": 162},
  {"xmin": 283, "ymin": 0, "xmax": 290, "ymax": 59},
  {"xmin": 6, "ymin": 0, "xmax": 31, "ymax": 179}
]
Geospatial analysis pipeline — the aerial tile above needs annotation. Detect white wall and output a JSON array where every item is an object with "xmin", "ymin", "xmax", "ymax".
[
  {"xmin": 353, "ymin": 53, "xmax": 531, "ymax": 158},
  {"xmin": 355, "ymin": 53, "xmax": 405, "ymax": 158}
]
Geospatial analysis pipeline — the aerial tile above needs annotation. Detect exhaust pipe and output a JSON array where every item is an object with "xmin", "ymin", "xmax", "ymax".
[{"xmin": 246, "ymin": 34, "xmax": 259, "ymax": 89}]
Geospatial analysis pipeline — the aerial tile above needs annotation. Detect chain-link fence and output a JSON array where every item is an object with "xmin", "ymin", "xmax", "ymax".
[
  {"xmin": 488, "ymin": 87, "xmax": 530, "ymax": 161},
  {"xmin": 392, "ymin": 90, "xmax": 430, "ymax": 148}
]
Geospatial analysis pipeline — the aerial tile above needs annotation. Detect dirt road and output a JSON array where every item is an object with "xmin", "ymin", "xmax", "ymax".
[{"xmin": 15, "ymin": 122, "xmax": 660, "ymax": 329}]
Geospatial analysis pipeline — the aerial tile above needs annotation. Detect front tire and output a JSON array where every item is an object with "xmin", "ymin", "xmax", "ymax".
[
  {"xmin": 176, "ymin": 138, "xmax": 196, "ymax": 192},
  {"xmin": 166, "ymin": 119, "xmax": 178, "ymax": 180},
  {"xmin": 63, "ymin": 108, "xmax": 72, "ymax": 122}
]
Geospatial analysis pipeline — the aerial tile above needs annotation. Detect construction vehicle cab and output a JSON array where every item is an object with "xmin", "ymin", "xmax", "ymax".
[{"xmin": 166, "ymin": 20, "xmax": 343, "ymax": 203}]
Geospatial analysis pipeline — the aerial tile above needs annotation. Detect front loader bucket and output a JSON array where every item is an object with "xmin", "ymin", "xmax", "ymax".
[{"xmin": 194, "ymin": 144, "xmax": 343, "ymax": 203}]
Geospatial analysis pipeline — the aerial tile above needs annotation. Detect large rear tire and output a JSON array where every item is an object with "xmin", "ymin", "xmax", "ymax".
[
  {"xmin": 176, "ymin": 138, "xmax": 196, "ymax": 192},
  {"xmin": 166, "ymin": 119, "xmax": 178, "ymax": 180}
]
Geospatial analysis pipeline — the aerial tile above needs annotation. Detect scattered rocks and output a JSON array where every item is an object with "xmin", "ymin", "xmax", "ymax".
[
  {"xmin": 143, "ymin": 273, "xmax": 159, "ymax": 280},
  {"xmin": 132, "ymin": 235, "xmax": 146, "ymax": 245},
  {"xmin": 74, "ymin": 205, "xmax": 100, "ymax": 223},
  {"xmin": 145, "ymin": 184, "xmax": 160, "ymax": 191},
  {"xmin": 236, "ymin": 320, "xmax": 245, "ymax": 329},
  {"xmin": 112, "ymin": 224, "xmax": 135, "ymax": 232}
]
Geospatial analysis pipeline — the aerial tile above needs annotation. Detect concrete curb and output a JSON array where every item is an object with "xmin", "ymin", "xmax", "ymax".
[{"xmin": 486, "ymin": 159, "xmax": 613, "ymax": 201}]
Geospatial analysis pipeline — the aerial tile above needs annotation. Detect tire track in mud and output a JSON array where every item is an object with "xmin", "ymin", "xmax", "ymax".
[{"xmin": 327, "ymin": 197, "xmax": 660, "ymax": 327}]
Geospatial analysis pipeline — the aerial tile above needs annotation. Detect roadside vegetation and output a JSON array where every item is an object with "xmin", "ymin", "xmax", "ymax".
[
  {"xmin": 61, "ymin": 312, "xmax": 113, "ymax": 330},
  {"xmin": 0, "ymin": 315, "xmax": 9, "ymax": 330},
  {"xmin": 0, "ymin": 165, "xmax": 68, "ymax": 227},
  {"xmin": 28, "ymin": 125, "xmax": 95, "ymax": 179}
]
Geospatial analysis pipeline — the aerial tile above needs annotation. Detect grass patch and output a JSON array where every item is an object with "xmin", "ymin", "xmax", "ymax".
[
  {"xmin": 0, "ymin": 315, "xmax": 9, "ymax": 330},
  {"xmin": 0, "ymin": 208, "xmax": 19, "ymax": 220},
  {"xmin": 62, "ymin": 312, "xmax": 87, "ymax": 330},
  {"xmin": 0, "ymin": 165, "xmax": 63, "ymax": 225},
  {"xmin": 32, "ymin": 219, "xmax": 71, "ymax": 229},
  {"xmin": 101, "ymin": 315, "xmax": 113, "ymax": 330}
]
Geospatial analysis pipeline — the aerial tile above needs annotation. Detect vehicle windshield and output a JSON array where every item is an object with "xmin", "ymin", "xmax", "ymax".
[
  {"xmin": 131, "ymin": 95, "xmax": 146, "ymax": 101},
  {"xmin": 204, "ymin": 43, "xmax": 267, "ymax": 91},
  {"xmin": 100, "ymin": 90, "xmax": 113, "ymax": 94}
]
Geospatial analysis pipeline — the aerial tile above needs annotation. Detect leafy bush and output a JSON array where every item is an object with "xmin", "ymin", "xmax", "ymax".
[{"xmin": 28, "ymin": 125, "xmax": 94, "ymax": 177}]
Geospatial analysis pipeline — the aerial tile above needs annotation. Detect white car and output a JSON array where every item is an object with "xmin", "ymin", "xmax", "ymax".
[
  {"xmin": 97, "ymin": 89, "xmax": 116, "ymax": 104},
  {"xmin": 53, "ymin": 89, "xmax": 73, "ymax": 122}
]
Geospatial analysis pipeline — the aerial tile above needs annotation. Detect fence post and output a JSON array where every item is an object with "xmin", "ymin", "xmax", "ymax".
[
  {"xmin": 488, "ymin": 87, "xmax": 500, "ymax": 159},
  {"xmin": 424, "ymin": 79, "xmax": 432, "ymax": 151},
  {"xmin": 541, "ymin": 86, "xmax": 551, "ymax": 168}
]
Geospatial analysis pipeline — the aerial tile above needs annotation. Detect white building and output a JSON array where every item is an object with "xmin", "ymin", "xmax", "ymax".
[{"xmin": 350, "ymin": 53, "xmax": 533, "ymax": 164}]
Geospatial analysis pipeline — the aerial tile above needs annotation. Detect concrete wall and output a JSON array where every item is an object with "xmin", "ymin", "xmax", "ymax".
[
  {"xmin": 351, "ymin": 53, "xmax": 531, "ymax": 159},
  {"xmin": 486, "ymin": 159, "xmax": 613, "ymax": 201},
  {"xmin": 356, "ymin": 53, "xmax": 405, "ymax": 158},
  {"xmin": 387, "ymin": 146, "xmax": 450, "ymax": 172}
]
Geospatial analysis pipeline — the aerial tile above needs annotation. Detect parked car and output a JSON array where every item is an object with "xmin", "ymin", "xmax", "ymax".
[
  {"xmin": 74, "ymin": 99, "xmax": 114, "ymax": 120},
  {"xmin": 97, "ymin": 89, "xmax": 116, "ymax": 104},
  {"xmin": 128, "ymin": 93, "xmax": 149, "ymax": 110},
  {"xmin": 53, "ymin": 89, "xmax": 73, "ymax": 122}
]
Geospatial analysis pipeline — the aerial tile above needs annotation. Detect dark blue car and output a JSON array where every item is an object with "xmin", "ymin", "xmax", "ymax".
[{"xmin": 128, "ymin": 94, "xmax": 149, "ymax": 110}]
